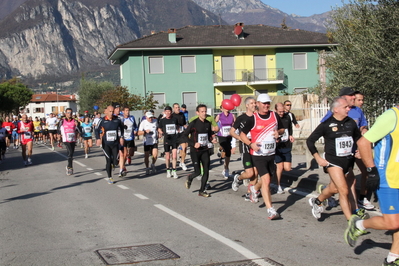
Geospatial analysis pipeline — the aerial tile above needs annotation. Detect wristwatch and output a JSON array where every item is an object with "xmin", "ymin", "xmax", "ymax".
[{"xmin": 366, "ymin": 166, "xmax": 375, "ymax": 172}]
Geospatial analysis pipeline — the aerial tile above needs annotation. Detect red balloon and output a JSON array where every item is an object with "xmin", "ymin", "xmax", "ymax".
[
  {"xmin": 222, "ymin": 99, "xmax": 235, "ymax": 110},
  {"xmin": 230, "ymin": 94, "xmax": 242, "ymax": 107}
]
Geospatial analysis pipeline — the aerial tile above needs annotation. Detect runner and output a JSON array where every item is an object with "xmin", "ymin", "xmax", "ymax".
[
  {"xmin": 283, "ymin": 100, "xmax": 300, "ymax": 128},
  {"xmin": 307, "ymin": 97, "xmax": 361, "ymax": 220},
  {"xmin": 17, "ymin": 114, "xmax": 34, "ymax": 166},
  {"xmin": 181, "ymin": 104, "xmax": 189, "ymax": 123},
  {"xmin": 58, "ymin": 108, "xmax": 80, "ymax": 176},
  {"xmin": 121, "ymin": 106, "xmax": 138, "ymax": 170},
  {"xmin": 41, "ymin": 118, "xmax": 48, "ymax": 144},
  {"xmin": 275, "ymin": 102, "xmax": 295, "ymax": 194},
  {"xmin": 158, "ymin": 106, "xmax": 180, "ymax": 179},
  {"xmin": 215, "ymin": 105, "xmax": 236, "ymax": 178},
  {"xmin": 172, "ymin": 103, "xmax": 188, "ymax": 171},
  {"xmin": 240, "ymin": 93, "xmax": 285, "ymax": 219},
  {"xmin": 12, "ymin": 116, "xmax": 20, "ymax": 149},
  {"xmin": 112, "ymin": 103, "xmax": 128, "ymax": 177},
  {"xmin": 33, "ymin": 117, "xmax": 41, "ymax": 144},
  {"xmin": 47, "ymin": 113, "xmax": 58, "ymax": 150},
  {"xmin": 184, "ymin": 104, "xmax": 217, "ymax": 197},
  {"xmin": 138, "ymin": 111, "xmax": 159, "ymax": 174},
  {"xmin": 230, "ymin": 97, "xmax": 258, "ymax": 198},
  {"xmin": 0, "ymin": 121, "xmax": 8, "ymax": 163},
  {"xmin": 345, "ymin": 105, "xmax": 399, "ymax": 266},
  {"xmin": 96, "ymin": 105, "xmax": 124, "ymax": 184},
  {"xmin": 2, "ymin": 116, "xmax": 15, "ymax": 151},
  {"xmin": 80, "ymin": 116, "xmax": 93, "ymax": 158}
]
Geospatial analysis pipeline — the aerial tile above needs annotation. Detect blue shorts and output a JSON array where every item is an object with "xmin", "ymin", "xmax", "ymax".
[
  {"xmin": 377, "ymin": 187, "xmax": 399, "ymax": 214},
  {"xmin": 275, "ymin": 148, "xmax": 292, "ymax": 163},
  {"xmin": 12, "ymin": 131, "xmax": 19, "ymax": 140}
]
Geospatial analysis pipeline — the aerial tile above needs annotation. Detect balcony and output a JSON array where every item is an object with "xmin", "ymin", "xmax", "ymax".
[{"xmin": 213, "ymin": 68, "xmax": 284, "ymax": 86}]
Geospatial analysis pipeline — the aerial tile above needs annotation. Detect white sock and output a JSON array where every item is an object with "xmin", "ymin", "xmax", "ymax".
[
  {"xmin": 387, "ymin": 252, "xmax": 399, "ymax": 263},
  {"xmin": 355, "ymin": 220, "xmax": 366, "ymax": 231}
]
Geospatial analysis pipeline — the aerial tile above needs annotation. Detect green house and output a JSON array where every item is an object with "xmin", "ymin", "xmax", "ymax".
[{"xmin": 108, "ymin": 24, "xmax": 334, "ymax": 109}]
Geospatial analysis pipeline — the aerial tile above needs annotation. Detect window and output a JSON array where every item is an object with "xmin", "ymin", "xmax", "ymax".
[
  {"xmin": 293, "ymin": 53, "xmax": 307, "ymax": 70},
  {"xmin": 34, "ymin": 108, "xmax": 44, "ymax": 113},
  {"xmin": 294, "ymin": 87, "xmax": 307, "ymax": 94},
  {"xmin": 181, "ymin": 56, "xmax": 196, "ymax": 73},
  {"xmin": 223, "ymin": 91, "xmax": 236, "ymax": 100},
  {"xmin": 149, "ymin": 56, "xmax": 164, "ymax": 74},
  {"xmin": 153, "ymin": 93, "xmax": 166, "ymax": 108}
]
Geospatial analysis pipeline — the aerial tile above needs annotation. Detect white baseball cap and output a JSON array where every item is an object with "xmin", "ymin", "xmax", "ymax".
[
  {"xmin": 146, "ymin": 112, "xmax": 154, "ymax": 118},
  {"xmin": 257, "ymin": 93, "xmax": 271, "ymax": 103}
]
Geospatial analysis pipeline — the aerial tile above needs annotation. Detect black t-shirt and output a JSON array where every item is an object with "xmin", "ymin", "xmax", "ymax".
[
  {"xmin": 232, "ymin": 113, "xmax": 252, "ymax": 134},
  {"xmin": 277, "ymin": 112, "xmax": 293, "ymax": 149},
  {"xmin": 183, "ymin": 117, "xmax": 213, "ymax": 151},
  {"xmin": 158, "ymin": 116, "xmax": 179, "ymax": 141},
  {"xmin": 306, "ymin": 115, "xmax": 361, "ymax": 157},
  {"xmin": 172, "ymin": 112, "xmax": 186, "ymax": 127},
  {"xmin": 95, "ymin": 116, "xmax": 124, "ymax": 146},
  {"xmin": 241, "ymin": 111, "xmax": 284, "ymax": 135}
]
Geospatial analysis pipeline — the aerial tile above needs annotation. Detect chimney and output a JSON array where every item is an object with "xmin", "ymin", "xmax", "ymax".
[
  {"xmin": 168, "ymin": 28, "xmax": 176, "ymax": 43},
  {"xmin": 234, "ymin": 23, "xmax": 245, "ymax": 40},
  {"xmin": 151, "ymin": 30, "xmax": 156, "ymax": 35}
]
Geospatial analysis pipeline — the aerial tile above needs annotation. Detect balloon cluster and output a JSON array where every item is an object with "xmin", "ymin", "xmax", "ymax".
[{"xmin": 221, "ymin": 94, "xmax": 241, "ymax": 110}]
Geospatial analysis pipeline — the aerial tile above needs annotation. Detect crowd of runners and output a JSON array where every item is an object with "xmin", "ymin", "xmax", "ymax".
[{"xmin": 1, "ymin": 89, "xmax": 398, "ymax": 265}]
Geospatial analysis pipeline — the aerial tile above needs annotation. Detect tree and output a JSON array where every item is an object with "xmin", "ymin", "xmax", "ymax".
[
  {"xmin": 0, "ymin": 78, "xmax": 33, "ymax": 115},
  {"xmin": 95, "ymin": 86, "xmax": 158, "ymax": 111},
  {"xmin": 325, "ymin": 0, "xmax": 399, "ymax": 122},
  {"xmin": 77, "ymin": 78, "xmax": 114, "ymax": 112}
]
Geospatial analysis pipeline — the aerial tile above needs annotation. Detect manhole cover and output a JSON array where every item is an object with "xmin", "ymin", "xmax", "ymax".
[
  {"xmin": 201, "ymin": 257, "xmax": 283, "ymax": 266},
  {"xmin": 95, "ymin": 244, "xmax": 180, "ymax": 265}
]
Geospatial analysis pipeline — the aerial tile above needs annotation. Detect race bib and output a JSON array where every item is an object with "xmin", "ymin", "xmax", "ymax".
[
  {"xmin": 24, "ymin": 132, "xmax": 32, "ymax": 139},
  {"xmin": 124, "ymin": 128, "xmax": 132, "ymax": 139},
  {"xmin": 260, "ymin": 140, "xmax": 276, "ymax": 155},
  {"xmin": 335, "ymin": 136, "xmax": 353, "ymax": 157},
  {"xmin": 280, "ymin": 129, "xmax": 289, "ymax": 142},
  {"xmin": 48, "ymin": 124, "xmax": 56, "ymax": 130},
  {"xmin": 36, "ymin": 126, "xmax": 41, "ymax": 130},
  {"xmin": 84, "ymin": 127, "xmax": 91, "ymax": 133},
  {"xmin": 198, "ymin": 133, "xmax": 208, "ymax": 147},
  {"xmin": 145, "ymin": 133, "xmax": 154, "ymax": 145},
  {"xmin": 221, "ymin": 126, "xmax": 231, "ymax": 137},
  {"xmin": 67, "ymin": 133, "xmax": 75, "ymax": 142},
  {"xmin": 106, "ymin": 130, "xmax": 117, "ymax": 141},
  {"xmin": 166, "ymin": 124, "xmax": 176, "ymax": 135}
]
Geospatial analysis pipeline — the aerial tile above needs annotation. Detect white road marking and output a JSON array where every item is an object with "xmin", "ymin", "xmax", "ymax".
[
  {"xmin": 74, "ymin": 161, "xmax": 86, "ymax": 167},
  {"xmin": 154, "ymin": 204, "xmax": 274, "ymax": 265},
  {"xmin": 117, "ymin": 185, "xmax": 129, "ymax": 190},
  {"xmin": 134, "ymin": 194, "xmax": 149, "ymax": 200},
  {"xmin": 95, "ymin": 172, "xmax": 103, "ymax": 176},
  {"xmin": 86, "ymin": 168, "xmax": 93, "ymax": 171}
]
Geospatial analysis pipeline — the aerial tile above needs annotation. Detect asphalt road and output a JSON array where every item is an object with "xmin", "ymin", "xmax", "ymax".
[{"xmin": 0, "ymin": 142, "xmax": 391, "ymax": 266}]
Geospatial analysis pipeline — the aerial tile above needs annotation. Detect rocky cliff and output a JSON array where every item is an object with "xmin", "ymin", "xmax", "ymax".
[{"xmin": 0, "ymin": 0, "xmax": 221, "ymax": 80}]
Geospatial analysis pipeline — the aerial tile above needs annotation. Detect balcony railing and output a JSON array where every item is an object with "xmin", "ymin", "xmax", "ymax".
[{"xmin": 213, "ymin": 68, "xmax": 284, "ymax": 85}]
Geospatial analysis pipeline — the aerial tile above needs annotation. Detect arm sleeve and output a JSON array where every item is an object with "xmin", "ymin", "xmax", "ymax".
[
  {"xmin": 291, "ymin": 112, "xmax": 298, "ymax": 125},
  {"xmin": 359, "ymin": 110, "xmax": 368, "ymax": 127},
  {"xmin": 95, "ymin": 119, "xmax": 102, "ymax": 139},
  {"xmin": 241, "ymin": 116, "xmax": 255, "ymax": 134},
  {"xmin": 306, "ymin": 123, "xmax": 325, "ymax": 155},
  {"xmin": 184, "ymin": 121, "xmax": 195, "ymax": 146},
  {"xmin": 119, "ymin": 120, "xmax": 124, "ymax": 137},
  {"xmin": 275, "ymin": 113, "xmax": 284, "ymax": 130},
  {"xmin": 363, "ymin": 109, "xmax": 396, "ymax": 143}
]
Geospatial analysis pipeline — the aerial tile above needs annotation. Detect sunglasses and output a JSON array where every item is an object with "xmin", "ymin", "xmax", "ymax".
[
  {"xmin": 285, "ymin": 104, "xmax": 291, "ymax": 106},
  {"xmin": 260, "ymin": 102, "xmax": 271, "ymax": 105}
]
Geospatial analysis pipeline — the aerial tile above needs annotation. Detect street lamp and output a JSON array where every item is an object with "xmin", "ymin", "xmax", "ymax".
[{"xmin": 57, "ymin": 88, "xmax": 60, "ymax": 115}]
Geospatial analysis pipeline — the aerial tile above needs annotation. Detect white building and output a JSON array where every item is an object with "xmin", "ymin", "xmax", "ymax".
[{"xmin": 24, "ymin": 93, "xmax": 77, "ymax": 118}]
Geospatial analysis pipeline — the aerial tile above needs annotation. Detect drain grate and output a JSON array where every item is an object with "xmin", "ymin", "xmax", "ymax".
[
  {"xmin": 95, "ymin": 244, "xmax": 180, "ymax": 265},
  {"xmin": 200, "ymin": 257, "xmax": 283, "ymax": 266}
]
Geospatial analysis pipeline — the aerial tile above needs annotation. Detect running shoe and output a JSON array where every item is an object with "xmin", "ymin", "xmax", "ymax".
[
  {"xmin": 232, "ymin": 174, "xmax": 240, "ymax": 192},
  {"xmin": 244, "ymin": 193, "xmax": 251, "ymax": 202},
  {"xmin": 198, "ymin": 191, "xmax": 211, "ymax": 197},
  {"xmin": 146, "ymin": 168, "xmax": 150, "ymax": 175},
  {"xmin": 309, "ymin": 197, "xmax": 324, "ymax": 219},
  {"xmin": 172, "ymin": 170, "xmax": 178, "ymax": 179},
  {"xmin": 180, "ymin": 162, "xmax": 187, "ymax": 171},
  {"xmin": 243, "ymin": 178, "xmax": 250, "ymax": 187},
  {"xmin": 166, "ymin": 169, "xmax": 171, "ymax": 178},
  {"xmin": 358, "ymin": 198, "xmax": 375, "ymax": 210},
  {"xmin": 127, "ymin": 157, "xmax": 131, "ymax": 165},
  {"xmin": 119, "ymin": 170, "xmax": 123, "ymax": 177},
  {"xmin": 85, "ymin": 154, "xmax": 88, "ymax": 159},
  {"xmin": 277, "ymin": 185, "xmax": 284, "ymax": 194},
  {"xmin": 354, "ymin": 208, "xmax": 370, "ymax": 220},
  {"xmin": 185, "ymin": 178, "xmax": 192, "ymax": 189},
  {"xmin": 122, "ymin": 168, "xmax": 127, "ymax": 177},
  {"xmin": 108, "ymin": 177, "xmax": 114, "ymax": 184},
  {"xmin": 151, "ymin": 164, "xmax": 156, "ymax": 174},
  {"xmin": 27, "ymin": 158, "xmax": 32, "ymax": 165},
  {"xmin": 222, "ymin": 169, "xmax": 229, "ymax": 179},
  {"xmin": 24, "ymin": 160, "xmax": 28, "ymax": 166},
  {"xmin": 205, "ymin": 182, "xmax": 212, "ymax": 190},
  {"xmin": 344, "ymin": 214, "xmax": 367, "ymax": 247},
  {"xmin": 80, "ymin": 143, "xmax": 83, "ymax": 148},
  {"xmin": 249, "ymin": 184, "xmax": 259, "ymax": 203},
  {"xmin": 268, "ymin": 206, "xmax": 280, "ymax": 220},
  {"xmin": 383, "ymin": 258, "xmax": 399, "ymax": 266},
  {"xmin": 66, "ymin": 166, "xmax": 72, "ymax": 176},
  {"xmin": 51, "ymin": 146, "xmax": 55, "ymax": 151}
]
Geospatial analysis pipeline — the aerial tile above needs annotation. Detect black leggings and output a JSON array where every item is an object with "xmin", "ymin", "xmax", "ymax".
[
  {"xmin": 102, "ymin": 144, "xmax": 119, "ymax": 178},
  {"xmin": 188, "ymin": 149, "xmax": 210, "ymax": 192},
  {"xmin": 64, "ymin": 142, "xmax": 76, "ymax": 168},
  {"xmin": 218, "ymin": 136, "xmax": 232, "ymax": 157}
]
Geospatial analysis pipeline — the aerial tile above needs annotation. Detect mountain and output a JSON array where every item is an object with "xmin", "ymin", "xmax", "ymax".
[
  {"xmin": 0, "ymin": 0, "xmax": 27, "ymax": 21},
  {"xmin": 0, "ymin": 0, "xmax": 222, "ymax": 81},
  {"xmin": 191, "ymin": 0, "xmax": 328, "ymax": 32}
]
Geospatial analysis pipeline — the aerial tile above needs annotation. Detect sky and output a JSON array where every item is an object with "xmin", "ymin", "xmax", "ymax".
[{"xmin": 261, "ymin": 0, "xmax": 349, "ymax": 17}]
